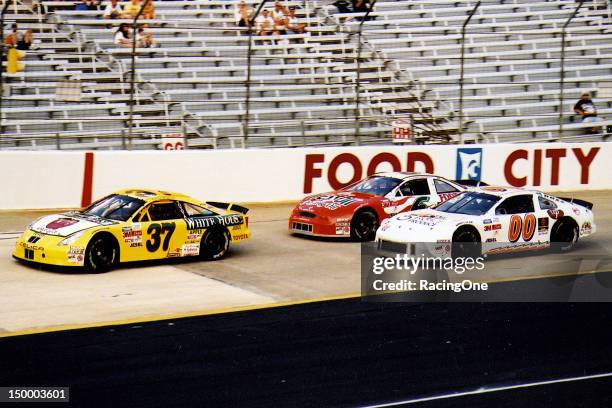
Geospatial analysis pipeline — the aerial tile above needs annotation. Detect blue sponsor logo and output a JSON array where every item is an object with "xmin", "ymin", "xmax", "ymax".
[{"xmin": 456, "ymin": 148, "xmax": 483, "ymax": 181}]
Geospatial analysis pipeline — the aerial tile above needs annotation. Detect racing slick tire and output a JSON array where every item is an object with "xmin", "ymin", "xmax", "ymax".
[
  {"xmin": 451, "ymin": 227, "xmax": 482, "ymax": 259},
  {"xmin": 200, "ymin": 227, "xmax": 231, "ymax": 260},
  {"xmin": 84, "ymin": 234, "xmax": 118, "ymax": 273},
  {"xmin": 350, "ymin": 209, "xmax": 379, "ymax": 242},
  {"xmin": 550, "ymin": 218, "xmax": 579, "ymax": 253}
]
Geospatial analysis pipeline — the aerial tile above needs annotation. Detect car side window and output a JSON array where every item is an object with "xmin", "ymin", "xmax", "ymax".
[
  {"xmin": 399, "ymin": 179, "xmax": 430, "ymax": 196},
  {"xmin": 495, "ymin": 195, "xmax": 535, "ymax": 215},
  {"xmin": 182, "ymin": 202, "xmax": 215, "ymax": 217},
  {"xmin": 538, "ymin": 196, "xmax": 558, "ymax": 210},
  {"xmin": 434, "ymin": 179, "xmax": 458, "ymax": 194},
  {"xmin": 148, "ymin": 201, "xmax": 184, "ymax": 221}
]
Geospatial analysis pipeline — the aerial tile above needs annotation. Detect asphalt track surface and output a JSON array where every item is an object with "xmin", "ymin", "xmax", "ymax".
[
  {"xmin": 2, "ymin": 291, "xmax": 612, "ymax": 407},
  {"xmin": 0, "ymin": 190, "xmax": 611, "ymax": 334}
]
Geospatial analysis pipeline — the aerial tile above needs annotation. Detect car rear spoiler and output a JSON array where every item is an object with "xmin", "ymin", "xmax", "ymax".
[
  {"xmin": 454, "ymin": 180, "xmax": 489, "ymax": 187},
  {"xmin": 558, "ymin": 197, "xmax": 593, "ymax": 210},
  {"xmin": 206, "ymin": 201, "xmax": 249, "ymax": 214}
]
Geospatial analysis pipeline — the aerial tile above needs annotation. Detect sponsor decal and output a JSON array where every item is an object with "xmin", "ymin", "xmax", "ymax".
[
  {"xmin": 304, "ymin": 194, "xmax": 360, "ymax": 211},
  {"xmin": 484, "ymin": 224, "xmax": 502, "ymax": 232},
  {"xmin": 46, "ymin": 218, "xmax": 79, "ymax": 230},
  {"xmin": 19, "ymin": 242, "xmax": 44, "ymax": 251},
  {"xmin": 187, "ymin": 231, "xmax": 203, "ymax": 242},
  {"xmin": 538, "ymin": 217, "xmax": 549, "ymax": 234},
  {"xmin": 69, "ymin": 212, "xmax": 116, "ymax": 226},
  {"xmin": 482, "ymin": 186, "xmax": 507, "ymax": 192},
  {"xmin": 581, "ymin": 222, "xmax": 593, "ymax": 235},
  {"xmin": 455, "ymin": 148, "xmax": 483, "ymax": 181},
  {"xmin": 438, "ymin": 192, "xmax": 460, "ymax": 203},
  {"xmin": 335, "ymin": 221, "xmax": 350, "ymax": 235},
  {"xmin": 167, "ymin": 248, "xmax": 181, "ymax": 258},
  {"xmin": 186, "ymin": 214, "xmax": 243, "ymax": 230},
  {"xmin": 122, "ymin": 225, "xmax": 143, "ymax": 245},
  {"xmin": 232, "ymin": 233, "xmax": 249, "ymax": 241},
  {"xmin": 483, "ymin": 219, "xmax": 492, "ymax": 224},
  {"xmin": 381, "ymin": 199, "xmax": 396, "ymax": 208},
  {"xmin": 486, "ymin": 238, "xmax": 497, "ymax": 243},
  {"xmin": 395, "ymin": 213, "xmax": 445, "ymax": 227},
  {"xmin": 181, "ymin": 243, "xmax": 200, "ymax": 257},
  {"xmin": 67, "ymin": 246, "xmax": 85, "ymax": 265},
  {"xmin": 572, "ymin": 207, "xmax": 581, "ymax": 215},
  {"xmin": 547, "ymin": 209, "xmax": 564, "ymax": 219}
]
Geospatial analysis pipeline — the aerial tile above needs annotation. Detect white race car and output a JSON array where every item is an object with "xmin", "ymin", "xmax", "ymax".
[{"xmin": 376, "ymin": 186, "xmax": 595, "ymax": 257}]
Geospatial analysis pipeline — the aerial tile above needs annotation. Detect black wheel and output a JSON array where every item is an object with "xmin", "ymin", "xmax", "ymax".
[
  {"xmin": 200, "ymin": 227, "xmax": 230, "ymax": 260},
  {"xmin": 350, "ymin": 210, "xmax": 379, "ymax": 241},
  {"xmin": 84, "ymin": 235, "xmax": 117, "ymax": 273},
  {"xmin": 550, "ymin": 218, "xmax": 579, "ymax": 252},
  {"xmin": 452, "ymin": 228, "xmax": 481, "ymax": 259}
]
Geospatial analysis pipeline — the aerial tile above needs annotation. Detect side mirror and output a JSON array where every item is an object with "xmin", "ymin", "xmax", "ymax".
[{"xmin": 496, "ymin": 208, "xmax": 507, "ymax": 215}]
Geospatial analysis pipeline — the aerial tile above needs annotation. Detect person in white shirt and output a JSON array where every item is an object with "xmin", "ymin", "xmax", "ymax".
[
  {"xmin": 234, "ymin": 1, "xmax": 252, "ymax": 27},
  {"xmin": 114, "ymin": 23, "xmax": 132, "ymax": 47},
  {"xmin": 137, "ymin": 26, "xmax": 156, "ymax": 48},
  {"xmin": 103, "ymin": 0, "xmax": 123, "ymax": 19},
  {"xmin": 286, "ymin": 7, "xmax": 306, "ymax": 33},
  {"xmin": 256, "ymin": 9, "xmax": 275, "ymax": 36}
]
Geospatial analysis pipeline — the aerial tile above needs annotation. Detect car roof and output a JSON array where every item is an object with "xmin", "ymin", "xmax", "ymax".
[
  {"xmin": 374, "ymin": 171, "xmax": 431, "ymax": 180},
  {"xmin": 114, "ymin": 189, "xmax": 193, "ymax": 203},
  {"xmin": 470, "ymin": 186, "xmax": 539, "ymax": 198}
]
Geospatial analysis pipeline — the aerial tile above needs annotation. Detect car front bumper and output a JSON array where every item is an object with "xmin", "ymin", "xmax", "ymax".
[{"xmin": 13, "ymin": 229, "xmax": 86, "ymax": 267}]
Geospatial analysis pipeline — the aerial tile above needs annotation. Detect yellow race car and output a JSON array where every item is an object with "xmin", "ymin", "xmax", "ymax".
[{"xmin": 13, "ymin": 189, "xmax": 251, "ymax": 272}]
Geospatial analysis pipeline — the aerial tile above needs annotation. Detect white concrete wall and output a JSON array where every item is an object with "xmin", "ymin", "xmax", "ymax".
[{"xmin": 1, "ymin": 143, "xmax": 609, "ymax": 209}]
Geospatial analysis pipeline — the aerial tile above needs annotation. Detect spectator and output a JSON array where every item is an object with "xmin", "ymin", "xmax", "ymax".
[
  {"xmin": 76, "ymin": 0, "xmax": 100, "ymax": 11},
  {"xmin": 103, "ymin": 0, "xmax": 123, "ymax": 19},
  {"xmin": 4, "ymin": 24, "xmax": 21, "ymax": 48},
  {"xmin": 272, "ymin": 2, "xmax": 288, "ymax": 35},
  {"xmin": 123, "ymin": 0, "xmax": 142, "ymax": 19},
  {"xmin": 141, "ymin": 0, "xmax": 156, "ymax": 20},
  {"xmin": 574, "ymin": 91, "xmax": 603, "ymax": 133},
  {"xmin": 16, "ymin": 29, "xmax": 33, "ymax": 50},
  {"xmin": 272, "ymin": 1, "xmax": 287, "ymax": 21},
  {"xmin": 286, "ymin": 7, "xmax": 306, "ymax": 34},
  {"xmin": 352, "ymin": 0, "xmax": 370, "ymax": 13},
  {"xmin": 256, "ymin": 9, "xmax": 276, "ymax": 36},
  {"xmin": 137, "ymin": 26, "xmax": 156, "ymax": 47},
  {"xmin": 333, "ymin": 0, "xmax": 353, "ymax": 13},
  {"xmin": 234, "ymin": 1, "xmax": 252, "ymax": 28},
  {"xmin": 114, "ymin": 23, "xmax": 132, "ymax": 47}
]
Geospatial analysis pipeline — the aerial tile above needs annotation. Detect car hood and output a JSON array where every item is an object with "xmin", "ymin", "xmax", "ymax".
[
  {"xmin": 377, "ymin": 209, "xmax": 478, "ymax": 242},
  {"xmin": 29, "ymin": 212, "xmax": 116, "ymax": 237},
  {"xmin": 296, "ymin": 191, "xmax": 380, "ymax": 216}
]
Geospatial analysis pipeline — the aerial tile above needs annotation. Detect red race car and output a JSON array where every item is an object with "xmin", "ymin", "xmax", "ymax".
[{"xmin": 289, "ymin": 172, "xmax": 469, "ymax": 241}]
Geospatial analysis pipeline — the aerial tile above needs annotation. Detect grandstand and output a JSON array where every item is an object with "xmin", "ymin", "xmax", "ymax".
[{"xmin": 0, "ymin": 0, "xmax": 611, "ymax": 149}]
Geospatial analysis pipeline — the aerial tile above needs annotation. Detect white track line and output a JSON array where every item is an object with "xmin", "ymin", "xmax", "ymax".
[{"xmin": 359, "ymin": 371, "xmax": 612, "ymax": 407}]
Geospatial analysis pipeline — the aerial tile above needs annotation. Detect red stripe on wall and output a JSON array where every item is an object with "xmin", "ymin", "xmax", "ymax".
[{"xmin": 81, "ymin": 152, "xmax": 94, "ymax": 208}]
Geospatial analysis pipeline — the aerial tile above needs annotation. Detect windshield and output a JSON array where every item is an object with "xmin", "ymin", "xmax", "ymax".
[
  {"xmin": 83, "ymin": 194, "xmax": 144, "ymax": 221},
  {"xmin": 345, "ymin": 176, "xmax": 402, "ymax": 196},
  {"xmin": 436, "ymin": 192, "xmax": 500, "ymax": 216}
]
